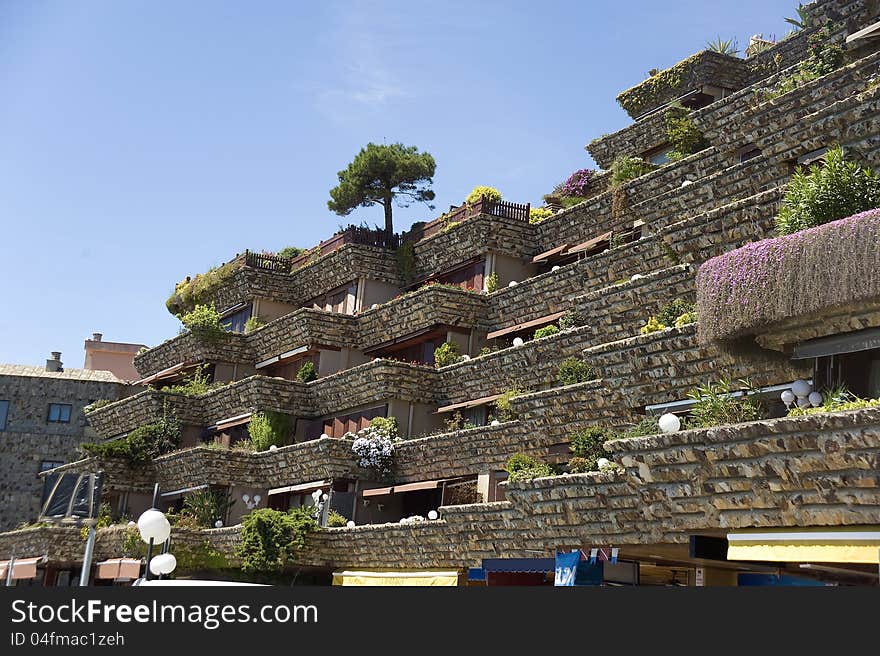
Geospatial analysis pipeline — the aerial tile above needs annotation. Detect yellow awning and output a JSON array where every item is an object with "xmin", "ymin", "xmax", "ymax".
[
  {"xmin": 332, "ymin": 570, "xmax": 460, "ymax": 586},
  {"xmin": 727, "ymin": 528, "xmax": 880, "ymax": 564}
]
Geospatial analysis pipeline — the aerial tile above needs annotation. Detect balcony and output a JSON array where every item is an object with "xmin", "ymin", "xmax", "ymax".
[
  {"xmin": 133, "ymin": 331, "xmax": 251, "ymax": 381},
  {"xmin": 288, "ymin": 227, "xmax": 401, "ymax": 269}
]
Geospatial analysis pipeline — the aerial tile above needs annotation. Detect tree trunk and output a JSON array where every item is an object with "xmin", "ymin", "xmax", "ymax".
[{"xmin": 383, "ymin": 194, "xmax": 394, "ymax": 234}]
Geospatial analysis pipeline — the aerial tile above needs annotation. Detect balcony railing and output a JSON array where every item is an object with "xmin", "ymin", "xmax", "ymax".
[
  {"xmin": 287, "ymin": 227, "xmax": 401, "ymax": 269},
  {"xmin": 243, "ymin": 250, "xmax": 293, "ymax": 272},
  {"xmin": 413, "ymin": 196, "xmax": 531, "ymax": 241}
]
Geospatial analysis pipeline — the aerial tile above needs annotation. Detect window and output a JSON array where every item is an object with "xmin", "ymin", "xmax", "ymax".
[
  {"xmin": 40, "ymin": 461, "xmax": 64, "ymax": 473},
  {"xmin": 0, "ymin": 400, "xmax": 8, "ymax": 430},
  {"xmin": 47, "ymin": 403, "xmax": 72, "ymax": 423},
  {"xmin": 220, "ymin": 303, "xmax": 253, "ymax": 333}
]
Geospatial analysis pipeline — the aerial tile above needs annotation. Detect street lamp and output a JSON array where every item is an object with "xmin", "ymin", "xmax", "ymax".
[{"xmin": 136, "ymin": 507, "xmax": 173, "ymax": 580}]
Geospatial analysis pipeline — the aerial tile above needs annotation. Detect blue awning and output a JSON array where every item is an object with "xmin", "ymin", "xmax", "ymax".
[
  {"xmin": 482, "ymin": 558, "xmax": 555, "ymax": 573},
  {"xmin": 468, "ymin": 567, "xmax": 486, "ymax": 581}
]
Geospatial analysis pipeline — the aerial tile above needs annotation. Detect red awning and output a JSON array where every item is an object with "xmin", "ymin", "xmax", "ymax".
[
  {"xmin": 362, "ymin": 486, "xmax": 394, "ymax": 498},
  {"xmin": 486, "ymin": 310, "xmax": 567, "ymax": 341},
  {"xmin": 132, "ymin": 362, "xmax": 191, "ymax": 386},
  {"xmin": 94, "ymin": 558, "xmax": 142, "ymax": 581},
  {"xmin": 212, "ymin": 412, "xmax": 253, "ymax": 431},
  {"xmin": 392, "ymin": 480, "xmax": 443, "ymax": 494},
  {"xmin": 531, "ymin": 243, "xmax": 572, "ymax": 264},
  {"xmin": 435, "ymin": 393, "xmax": 503, "ymax": 415},
  {"xmin": 0, "ymin": 556, "xmax": 44, "ymax": 580},
  {"xmin": 568, "ymin": 231, "xmax": 612, "ymax": 255}
]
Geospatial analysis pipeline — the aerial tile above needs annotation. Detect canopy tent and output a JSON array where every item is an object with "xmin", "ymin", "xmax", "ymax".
[{"xmin": 332, "ymin": 570, "xmax": 460, "ymax": 586}]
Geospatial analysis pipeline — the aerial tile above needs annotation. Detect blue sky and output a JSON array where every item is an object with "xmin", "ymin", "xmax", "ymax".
[{"xmin": 0, "ymin": 0, "xmax": 797, "ymax": 367}]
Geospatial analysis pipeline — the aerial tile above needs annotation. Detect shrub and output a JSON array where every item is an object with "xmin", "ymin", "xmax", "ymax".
[
  {"xmin": 368, "ymin": 416, "xmax": 399, "ymax": 440},
  {"xmin": 248, "ymin": 411, "xmax": 292, "ymax": 451},
  {"xmin": 533, "ymin": 324, "xmax": 559, "ymax": 339},
  {"xmin": 179, "ymin": 304, "xmax": 223, "ymax": 334},
  {"xmin": 505, "ymin": 453, "xmax": 552, "ymax": 482},
  {"xmin": 611, "ymin": 155, "xmax": 655, "ymax": 186},
  {"xmin": 640, "ymin": 316, "xmax": 666, "ymax": 335},
  {"xmin": 569, "ymin": 426, "xmax": 611, "ymax": 470},
  {"xmin": 529, "ymin": 207, "xmax": 554, "ymax": 224},
  {"xmin": 656, "ymin": 298, "xmax": 696, "ymax": 326},
  {"xmin": 166, "ymin": 259, "xmax": 243, "ymax": 316},
  {"xmin": 443, "ymin": 411, "xmax": 476, "ymax": 432},
  {"xmin": 687, "ymin": 379, "xmax": 766, "ymax": 428},
  {"xmin": 433, "ymin": 341, "xmax": 462, "ymax": 368},
  {"xmin": 495, "ymin": 389, "xmax": 523, "ymax": 422},
  {"xmin": 558, "ymin": 168, "xmax": 595, "ymax": 197},
  {"xmin": 568, "ymin": 457, "xmax": 593, "ymax": 474},
  {"xmin": 665, "ymin": 104, "xmax": 709, "ymax": 161},
  {"xmin": 83, "ymin": 412, "xmax": 181, "ymax": 464},
  {"xmin": 182, "ymin": 488, "xmax": 233, "ymax": 528},
  {"xmin": 674, "ymin": 311, "xmax": 698, "ymax": 327},
  {"xmin": 485, "ymin": 272, "xmax": 499, "ymax": 293},
  {"xmin": 163, "ymin": 365, "xmax": 223, "ymax": 397},
  {"xmin": 706, "ymin": 36, "xmax": 738, "ymax": 55},
  {"xmin": 296, "ymin": 361, "xmax": 317, "ymax": 382},
  {"xmin": 776, "ymin": 147, "xmax": 880, "ymax": 235},
  {"xmin": 349, "ymin": 422, "xmax": 395, "ymax": 480},
  {"xmin": 396, "ymin": 241, "xmax": 416, "ymax": 284},
  {"xmin": 556, "ymin": 358, "xmax": 595, "ymax": 386},
  {"xmin": 238, "ymin": 508, "xmax": 317, "ymax": 574},
  {"xmin": 466, "ymin": 185, "xmax": 502, "ymax": 205},
  {"xmin": 559, "ymin": 311, "xmax": 587, "ymax": 330},
  {"xmin": 327, "ymin": 510, "xmax": 349, "ymax": 527},
  {"xmin": 621, "ymin": 416, "xmax": 664, "ymax": 438},
  {"xmin": 788, "ymin": 391, "xmax": 880, "ymax": 416},
  {"xmin": 277, "ymin": 246, "xmax": 305, "ymax": 260},
  {"xmin": 244, "ymin": 315, "xmax": 265, "ymax": 334}
]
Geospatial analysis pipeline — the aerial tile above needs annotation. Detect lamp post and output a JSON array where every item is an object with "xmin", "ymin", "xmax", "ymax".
[{"xmin": 136, "ymin": 485, "xmax": 175, "ymax": 581}]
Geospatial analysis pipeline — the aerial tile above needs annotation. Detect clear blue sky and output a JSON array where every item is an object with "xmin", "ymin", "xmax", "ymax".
[{"xmin": 0, "ymin": 0, "xmax": 796, "ymax": 367}]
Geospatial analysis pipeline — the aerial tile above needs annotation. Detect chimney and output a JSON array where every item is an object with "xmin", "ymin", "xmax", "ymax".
[
  {"xmin": 92, "ymin": 332, "xmax": 103, "ymax": 342},
  {"xmin": 46, "ymin": 352, "xmax": 63, "ymax": 373}
]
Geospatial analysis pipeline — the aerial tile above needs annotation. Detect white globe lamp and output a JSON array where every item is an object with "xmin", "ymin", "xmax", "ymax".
[
  {"xmin": 808, "ymin": 391, "xmax": 823, "ymax": 407},
  {"xmin": 427, "ymin": 510, "xmax": 439, "ymax": 520},
  {"xmin": 346, "ymin": 520, "xmax": 355, "ymax": 528},
  {"xmin": 551, "ymin": 265, "xmax": 561, "ymax": 272},
  {"xmin": 791, "ymin": 380, "xmax": 811, "ymax": 398},
  {"xmin": 137, "ymin": 509, "xmax": 170, "ymax": 545},
  {"xmin": 596, "ymin": 458, "xmax": 610, "ymax": 470},
  {"xmin": 149, "ymin": 553, "xmax": 177, "ymax": 576},
  {"xmin": 214, "ymin": 520, "xmax": 223, "ymax": 529},
  {"xmin": 508, "ymin": 281, "xmax": 518, "ymax": 287},
  {"xmin": 658, "ymin": 413, "xmax": 681, "ymax": 434},
  {"xmin": 512, "ymin": 337, "xmax": 524, "ymax": 347},
  {"xmin": 490, "ymin": 419, "xmax": 500, "ymax": 426},
  {"xmin": 780, "ymin": 389, "xmax": 795, "ymax": 407},
  {"xmin": 630, "ymin": 274, "xmax": 643, "ymax": 282},
  {"xmin": 797, "ymin": 396, "xmax": 811, "ymax": 409}
]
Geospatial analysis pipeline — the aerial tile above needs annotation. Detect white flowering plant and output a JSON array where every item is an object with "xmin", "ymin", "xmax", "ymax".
[{"xmin": 348, "ymin": 418, "xmax": 397, "ymax": 481}]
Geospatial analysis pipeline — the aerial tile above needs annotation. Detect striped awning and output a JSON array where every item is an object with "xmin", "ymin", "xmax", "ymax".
[
  {"xmin": 94, "ymin": 558, "xmax": 142, "ymax": 581},
  {"xmin": 727, "ymin": 528, "xmax": 880, "ymax": 564},
  {"xmin": 0, "ymin": 556, "xmax": 45, "ymax": 580},
  {"xmin": 332, "ymin": 570, "xmax": 460, "ymax": 586}
]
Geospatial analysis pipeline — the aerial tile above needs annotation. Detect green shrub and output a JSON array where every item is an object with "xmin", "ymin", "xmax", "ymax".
[
  {"xmin": 621, "ymin": 416, "xmax": 664, "ymax": 438},
  {"xmin": 788, "ymin": 386, "xmax": 880, "ymax": 416},
  {"xmin": 179, "ymin": 304, "xmax": 223, "ymax": 334},
  {"xmin": 533, "ymin": 324, "xmax": 559, "ymax": 339},
  {"xmin": 85, "ymin": 399, "xmax": 112, "ymax": 412},
  {"xmin": 433, "ymin": 341, "xmax": 462, "ymax": 368},
  {"xmin": 166, "ymin": 259, "xmax": 242, "ymax": 316},
  {"xmin": 326, "ymin": 510, "xmax": 349, "ymax": 528},
  {"xmin": 238, "ymin": 508, "xmax": 317, "ymax": 574},
  {"xmin": 396, "ymin": 241, "xmax": 416, "ymax": 284},
  {"xmin": 369, "ymin": 416, "xmax": 399, "ymax": 440},
  {"xmin": 529, "ymin": 207, "xmax": 554, "ymax": 224},
  {"xmin": 656, "ymin": 298, "xmax": 696, "ymax": 326},
  {"xmin": 182, "ymin": 488, "xmax": 233, "ymax": 528},
  {"xmin": 163, "ymin": 365, "xmax": 223, "ymax": 397},
  {"xmin": 569, "ymin": 426, "xmax": 612, "ymax": 470},
  {"xmin": 776, "ymin": 147, "xmax": 880, "ymax": 235},
  {"xmin": 244, "ymin": 315, "xmax": 265, "ymax": 334},
  {"xmin": 485, "ymin": 272, "xmax": 499, "ymax": 293},
  {"xmin": 466, "ymin": 185, "xmax": 501, "ymax": 205},
  {"xmin": 674, "ymin": 311, "xmax": 698, "ymax": 327},
  {"xmin": 687, "ymin": 379, "xmax": 766, "ymax": 428},
  {"xmin": 559, "ymin": 311, "xmax": 587, "ymax": 330},
  {"xmin": 296, "ymin": 361, "xmax": 317, "ymax": 382},
  {"xmin": 611, "ymin": 155, "xmax": 655, "ymax": 186},
  {"xmin": 495, "ymin": 388, "xmax": 523, "ymax": 422},
  {"xmin": 443, "ymin": 411, "xmax": 476, "ymax": 432},
  {"xmin": 567, "ymin": 457, "xmax": 593, "ymax": 474},
  {"xmin": 640, "ymin": 316, "xmax": 666, "ymax": 334},
  {"xmin": 277, "ymin": 246, "xmax": 305, "ymax": 260},
  {"xmin": 665, "ymin": 103, "xmax": 709, "ymax": 161},
  {"xmin": 248, "ymin": 411, "xmax": 292, "ymax": 451},
  {"xmin": 82, "ymin": 412, "xmax": 181, "ymax": 464},
  {"xmin": 505, "ymin": 453, "xmax": 552, "ymax": 482},
  {"xmin": 556, "ymin": 357, "xmax": 595, "ymax": 386}
]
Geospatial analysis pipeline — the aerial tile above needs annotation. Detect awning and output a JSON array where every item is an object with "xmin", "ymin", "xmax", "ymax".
[
  {"xmin": 531, "ymin": 243, "xmax": 571, "ymax": 264},
  {"xmin": 482, "ymin": 557, "xmax": 555, "ymax": 573},
  {"xmin": 846, "ymin": 20, "xmax": 880, "ymax": 43},
  {"xmin": 94, "ymin": 558, "xmax": 142, "ymax": 581},
  {"xmin": 392, "ymin": 480, "xmax": 442, "ymax": 494},
  {"xmin": 435, "ymin": 393, "xmax": 503, "ymax": 414},
  {"xmin": 211, "ymin": 412, "xmax": 253, "ymax": 431},
  {"xmin": 160, "ymin": 484, "xmax": 208, "ymax": 498},
  {"xmin": 487, "ymin": 310, "xmax": 567, "ymax": 341},
  {"xmin": 268, "ymin": 479, "xmax": 329, "ymax": 496},
  {"xmin": 568, "ymin": 231, "xmax": 612, "ymax": 255},
  {"xmin": 362, "ymin": 486, "xmax": 394, "ymax": 498},
  {"xmin": 332, "ymin": 570, "xmax": 460, "ymax": 586},
  {"xmin": 256, "ymin": 345, "xmax": 311, "ymax": 369},
  {"xmin": 792, "ymin": 328, "xmax": 880, "ymax": 360},
  {"xmin": 0, "ymin": 556, "xmax": 45, "ymax": 580},
  {"xmin": 727, "ymin": 528, "xmax": 880, "ymax": 564},
  {"xmin": 133, "ymin": 362, "xmax": 191, "ymax": 386}
]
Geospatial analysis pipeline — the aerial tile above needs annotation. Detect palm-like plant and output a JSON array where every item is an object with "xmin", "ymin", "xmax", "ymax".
[
  {"xmin": 706, "ymin": 36, "xmax": 739, "ymax": 56},
  {"xmin": 785, "ymin": 3, "xmax": 812, "ymax": 30}
]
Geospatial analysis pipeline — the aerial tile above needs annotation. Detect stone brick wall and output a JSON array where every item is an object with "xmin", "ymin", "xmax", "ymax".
[
  {"xmin": 133, "ymin": 332, "xmax": 252, "ymax": 379},
  {"xmin": 0, "ymin": 374, "xmax": 124, "ymax": 531},
  {"xmin": 248, "ymin": 309, "xmax": 358, "ymax": 364}
]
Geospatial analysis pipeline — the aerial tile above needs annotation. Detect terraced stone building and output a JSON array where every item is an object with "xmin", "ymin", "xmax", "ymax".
[{"xmin": 3, "ymin": 0, "xmax": 880, "ymax": 586}]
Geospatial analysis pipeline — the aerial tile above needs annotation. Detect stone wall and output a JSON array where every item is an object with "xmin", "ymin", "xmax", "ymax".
[
  {"xmin": 133, "ymin": 332, "xmax": 252, "ymax": 379},
  {"xmin": 247, "ymin": 309, "xmax": 358, "ymax": 363}
]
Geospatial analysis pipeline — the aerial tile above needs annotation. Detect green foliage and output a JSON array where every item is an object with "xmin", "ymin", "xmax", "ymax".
[
  {"xmin": 368, "ymin": 416, "xmax": 399, "ymax": 439},
  {"xmin": 557, "ymin": 358, "xmax": 595, "ymax": 386},
  {"xmin": 656, "ymin": 298, "xmax": 696, "ymax": 326},
  {"xmin": 244, "ymin": 315, "xmax": 265, "ymax": 334},
  {"xmin": 616, "ymin": 52, "xmax": 697, "ymax": 118},
  {"xmin": 248, "ymin": 411, "xmax": 292, "ymax": 452},
  {"xmin": 776, "ymin": 147, "xmax": 880, "ymax": 235},
  {"xmin": 276, "ymin": 246, "xmax": 305, "ymax": 260},
  {"xmin": 433, "ymin": 341, "xmax": 462, "ymax": 368},
  {"xmin": 761, "ymin": 23, "xmax": 844, "ymax": 102},
  {"xmin": 396, "ymin": 241, "xmax": 417, "ymax": 284},
  {"xmin": 182, "ymin": 488, "xmax": 233, "ymax": 528},
  {"xmin": 687, "ymin": 379, "xmax": 766, "ymax": 428},
  {"xmin": 174, "ymin": 540, "xmax": 230, "ymax": 572},
  {"xmin": 163, "ymin": 365, "xmax": 224, "ymax": 397},
  {"xmin": 706, "ymin": 36, "xmax": 739, "ymax": 55},
  {"xmin": 238, "ymin": 507, "xmax": 318, "ymax": 574},
  {"xmin": 326, "ymin": 510, "xmax": 349, "ymax": 528},
  {"xmin": 79, "ymin": 503, "xmax": 113, "ymax": 540},
  {"xmin": 505, "ymin": 453, "xmax": 552, "ymax": 482},
  {"xmin": 559, "ymin": 311, "xmax": 587, "ymax": 330},
  {"xmin": 85, "ymin": 398, "xmax": 111, "ymax": 412},
  {"xmin": 569, "ymin": 426, "xmax": 612, "ymax": 470},
  {"xmin": 665, "ymin": 104, "xmax": 709, "ymax": 161},
  {"xmin": 179, "ymin": 304, "xmax": 223, "ymax": 335},
  {"xmin": 327, "ymin": 142, "xmax": 436, "ymax": 234},
  {"xmin": 495, "ymin": 388, "xmax": 523, "ymax": 422},
  {"xmin": 83, "ymin": 412, "xmax": 181, "ymax": 464},
  {"xmin": 443, "ymin": 411, "xmax": 476, "ymax": 432},
  {"xmin": 674, "ymin": 311, "xmax": 698, "ymax": 328},
  {"xmin": 485, "ymin": 272, "xmax": 499, "ymax": 293},
  {"xmin": 785, "ymin": 3, "xmax": 812, "ymax": 30},
  {"xmin": 640, "ymin": 316, "xmax": 666, "ymax": 335},
  {"xmin": 559, "ymin": 195, "xmax": 588, "ymax": 208},
  {"xmin": 611, "ymin": 155, "xmax": 655, "ymax": 186},
  {"xmin": 465, "ymin": 185, "xmax": 502, "ymax": 205},
  {"xmin": 567, "ymin": 457, "xmax": 593, "ymax": 474},
  {"xmin": 619, "ymin": 416, "xmax": 664, "ymax": 439},
  {"xmin": 296, "ymin": 361, "xmax": 317, "ymax": 383},
  {"xmin": 533, "ymin": 324, "xmax": 560, "ymax": 340},
  {"xmin": 529, "ymin": 207, "xmax": 554, "ymax": 224},
  {"xmin": 166, "ymin": 259, "xmax": 242, "ymax": 316}
]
